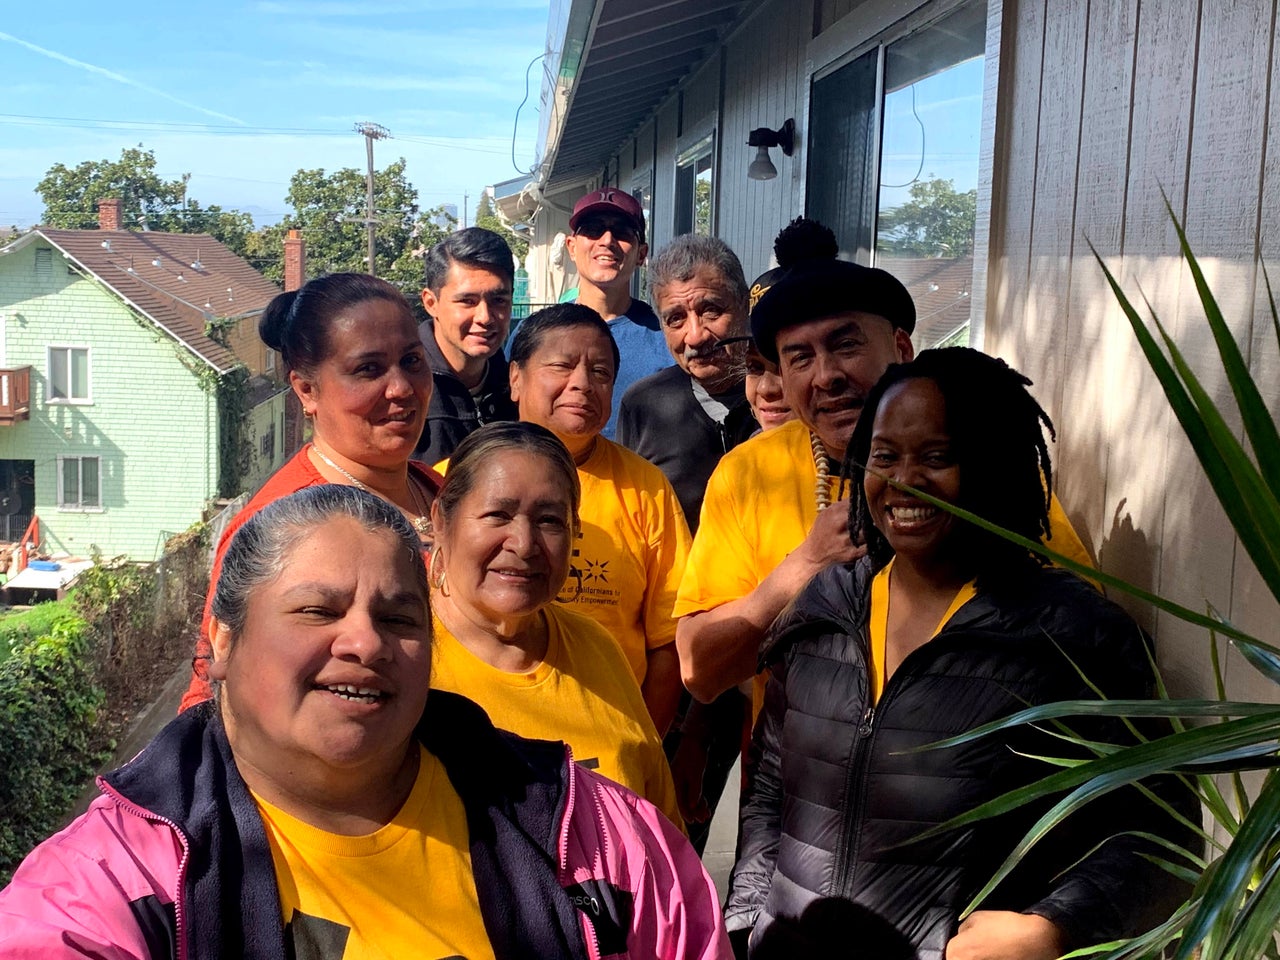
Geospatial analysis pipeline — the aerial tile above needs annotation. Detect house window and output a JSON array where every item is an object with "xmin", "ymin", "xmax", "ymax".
[
  {"xmin": 58, "ymin": 456, "xmax": 101, "ymax": 510},
  {"xmin": 260, "ymin": 423, "xmax": 276, "ymax": 460},
  {"xmin": 807, "ymin": 0, "xmax": 987, "ymax": 347},
  {"xmin": 48, "ymin": 346, "xmax": 91, "ymax": 403},
  {"xmin": 675, "ymin": 135, "xmax": 714, "ymax": 236},
  {"xmin": 630, "ymin": 174, "xmax": 653, "ymax": 302}
]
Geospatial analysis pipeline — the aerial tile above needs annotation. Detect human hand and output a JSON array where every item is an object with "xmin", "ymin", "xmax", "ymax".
[
  {"xmin": 792, "ymin": 503, "xmax": 863, "ymax": 571},
  {"xmin": 944, "ymin": 911, "xmax": 1065, "ymax": 960},
  {"xmin": 670, "ymin": 734, "xmax": 711, "ymax": 823}
]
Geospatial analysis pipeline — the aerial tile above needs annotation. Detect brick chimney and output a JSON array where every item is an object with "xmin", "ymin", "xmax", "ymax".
[
  {"xmin": 283, "ymin": 229, "xmax": 306, "ymax": 291},
  {"xmin": 97, "ymin": 197, "xmax": 122, "ymax": 231}
]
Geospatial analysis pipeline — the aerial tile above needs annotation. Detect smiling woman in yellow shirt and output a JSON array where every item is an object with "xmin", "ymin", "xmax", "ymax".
[{"xmin": 427, "ymin": 418, "xmax": 682, "ymax": 830}]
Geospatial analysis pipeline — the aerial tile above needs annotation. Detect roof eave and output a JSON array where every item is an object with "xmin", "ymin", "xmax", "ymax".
[{"xmin": 535, "ymin": 0, "xmax": 604, "ymax": 193}]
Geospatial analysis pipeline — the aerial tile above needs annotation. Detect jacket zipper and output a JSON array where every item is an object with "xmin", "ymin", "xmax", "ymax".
[
  {"xmin": 829, "ymin": 626, "xmax": 967, "ymax": 895},
  {"xmin": 97, "ymin": 777, "xmax": 192, "ymax": 960},
  {"xmin": 832, "ymin": 698, "xmax": 877, "ymax": 894},
  {"xmin": 557, "ymin": 744, "xmax": 604, "ymax": 960}
]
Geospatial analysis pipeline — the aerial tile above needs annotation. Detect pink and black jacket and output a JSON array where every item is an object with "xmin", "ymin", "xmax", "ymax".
[{"xmin": 0, "ymin": 693, "xmax": 730, "ymax": 960}]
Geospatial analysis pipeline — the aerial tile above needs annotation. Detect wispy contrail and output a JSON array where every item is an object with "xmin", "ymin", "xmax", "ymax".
[{"xmin": 0, "ymin": 32, "xmax": 247, "ymax": 126}]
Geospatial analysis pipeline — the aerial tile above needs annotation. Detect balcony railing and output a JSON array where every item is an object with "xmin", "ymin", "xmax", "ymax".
[{"xmin": 0, "ymin": 367, "xmax": 31, "ymax": 424}]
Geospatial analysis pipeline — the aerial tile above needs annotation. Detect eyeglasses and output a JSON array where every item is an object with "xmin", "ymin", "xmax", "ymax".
[{"xmin": 573, "ymin": 217, "xmax": 640, "ymax": 243}]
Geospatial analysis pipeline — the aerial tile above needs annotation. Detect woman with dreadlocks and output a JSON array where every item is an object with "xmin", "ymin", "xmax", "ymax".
[{"xmin": 726, "ymin": 348, "xmax": 1194, "ymax": 960}]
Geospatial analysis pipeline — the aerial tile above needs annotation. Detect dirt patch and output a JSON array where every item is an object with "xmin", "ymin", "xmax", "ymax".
[{"xmin": 94, "ymin": 622, "xmax": 197, "ymax": 760}]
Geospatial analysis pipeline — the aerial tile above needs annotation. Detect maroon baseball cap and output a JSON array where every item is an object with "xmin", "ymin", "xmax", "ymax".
[{"xmin": 569, "ymin": 188, "xmax": 646, "ymax": 238}]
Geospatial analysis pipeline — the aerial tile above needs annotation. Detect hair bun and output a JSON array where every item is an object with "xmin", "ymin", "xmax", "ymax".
[{"xmin": 259, "ymin": 290, "xmax": 299, "ymax": 351}]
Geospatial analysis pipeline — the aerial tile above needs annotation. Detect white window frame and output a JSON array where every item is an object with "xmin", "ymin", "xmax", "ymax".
[
  {"xmin": 630, "ymin": 168, "xmax": 654, "ymax": 302},
  {"xmin": 675, "ymin": 133, "xmax": 716, "ymax": 237},
  {"xmin": 57, "ymin": 455, "xmax": 103, "ymax": 512},
  {"xmin": 47, "ymin": 345, "xmax": 92, "ymax": 405},
  {"xmin": 804, "ymin": 0, "xmax": 999, "ymax": 349}
]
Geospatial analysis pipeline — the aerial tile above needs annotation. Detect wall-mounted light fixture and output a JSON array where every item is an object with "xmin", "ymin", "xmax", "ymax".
[{"xmin": 747, "ymin": 119, "xmax": 796, "ymax": 181}]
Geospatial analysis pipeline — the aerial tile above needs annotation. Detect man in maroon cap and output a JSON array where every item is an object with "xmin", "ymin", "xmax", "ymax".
[{"xmin": 565, "ymin": 187, "xmax": 672, "ymax": 437}]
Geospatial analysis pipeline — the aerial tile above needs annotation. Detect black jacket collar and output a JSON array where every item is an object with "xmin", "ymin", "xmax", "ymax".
[{"xmin": 104, "ymin": 692, "xmax": 588, "ymax": 960}]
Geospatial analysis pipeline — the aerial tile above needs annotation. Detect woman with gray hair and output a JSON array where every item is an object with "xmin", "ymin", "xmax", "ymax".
[{"xmin": 0, "ymin": 485, "xmax": 731, "ymax": 959}]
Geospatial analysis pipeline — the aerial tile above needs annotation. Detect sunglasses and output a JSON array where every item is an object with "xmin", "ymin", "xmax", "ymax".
[{"xmin": 574, "ymin": 217, "xmax": 641, "ymax": 243}]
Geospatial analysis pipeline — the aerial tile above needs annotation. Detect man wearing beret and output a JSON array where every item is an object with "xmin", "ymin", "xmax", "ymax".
[
  {"xmin": 674, "ymin": 259, "xmax": 1092, "ymax": 714},
  {"xmin": 673, "ymin": 258, "xmax": 914, "ymax": 712},
  {"xmin": 566, "ymin": 187, "xmax": 672, "ymax": 438}
]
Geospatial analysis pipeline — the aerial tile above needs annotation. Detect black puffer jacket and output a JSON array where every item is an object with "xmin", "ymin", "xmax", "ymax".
[{"xmin": 727, "ymin": 560, "xmax": 1194, "ymax": 959}]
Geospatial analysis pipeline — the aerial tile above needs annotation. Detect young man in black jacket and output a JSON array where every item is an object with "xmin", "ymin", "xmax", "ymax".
[{"xmin": 415, "ymin": 228, "xmax": 518, "ymax": 465}]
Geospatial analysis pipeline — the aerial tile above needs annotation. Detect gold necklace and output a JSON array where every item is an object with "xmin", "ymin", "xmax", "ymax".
[
  {"xmin": 810, "ymin": 431, "xmax": 832, "ymax": 511},
  {"xmin": 312, "ymin": 446, "xmax": 433, "ymax": 540}
]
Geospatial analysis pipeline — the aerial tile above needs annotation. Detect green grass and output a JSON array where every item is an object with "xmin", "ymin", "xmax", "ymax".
[{"xmin": 0, "ymin": 596, "xmax": 77, "ymax": 664}]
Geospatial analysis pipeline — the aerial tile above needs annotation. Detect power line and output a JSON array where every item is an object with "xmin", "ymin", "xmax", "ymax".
[{"xmin": 0, "ymin": 112, "xmax": 516, "ymax": 146}]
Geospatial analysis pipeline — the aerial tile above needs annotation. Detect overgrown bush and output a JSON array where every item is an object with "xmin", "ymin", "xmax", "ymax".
[
  {"xmin": 0, "ymin": 521, "xmax": 211, "ymax": 883},
  {"xmin": 74, "ymin": 522, "xmax": 209, "ymax": 680},
  {"xmin": 0, "ymin": 616, "xmax": 107, "ymax": 883}
]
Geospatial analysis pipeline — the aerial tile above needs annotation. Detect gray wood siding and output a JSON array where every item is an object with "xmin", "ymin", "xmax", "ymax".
[{"xmin": 986, "ymin": 0, "xmax": 1280, "ymax": 698}]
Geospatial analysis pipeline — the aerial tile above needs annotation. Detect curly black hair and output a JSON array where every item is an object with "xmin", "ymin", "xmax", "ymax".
[{"xmin": 841, "ymin": 347, "xmax": 1057, "ymax": 592}]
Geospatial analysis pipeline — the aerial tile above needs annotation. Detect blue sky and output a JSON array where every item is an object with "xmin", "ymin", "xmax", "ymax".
[{"xmin": 0, "ymin": 1, "xmax": 550, "ymax": 228}]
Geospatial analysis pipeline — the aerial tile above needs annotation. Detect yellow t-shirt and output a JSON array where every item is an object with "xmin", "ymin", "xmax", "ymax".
[
  {"xmin": 253, "ymin": 746, "xmax": 495, "ymax": 960},
  {"xmin": 868, "ymin": 558, "xmax": 977, "ymax": 703},
  {"xmin": 430, "ymin": 604, "xmax": 684, "ymax": 830},
  {"xmin": 436, "ymin": 438, "xmax": 690, "ymax": 686},
  {"xmin": 675, "ymin": 420, "xmax": 1095, "ymax": 716}
]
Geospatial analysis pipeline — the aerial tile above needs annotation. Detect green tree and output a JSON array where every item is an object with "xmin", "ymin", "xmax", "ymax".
[
  {"xmin": 876, "ymin": 176, "xmax": 977, "ymax": 258},
  {"xmin": 474, "ymin": 191, "xmax": 528, "ymax": 262},
  {"xmin": 248, "ymin": 159, "xmax": 454, "ymax": 315},
  {"xmin": 36, "ymin": 147, "xmax": 253, "ymax": 257}
]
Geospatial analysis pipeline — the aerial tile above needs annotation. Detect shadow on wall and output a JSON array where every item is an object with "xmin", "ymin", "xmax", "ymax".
[{"xmin": 1096, "ymin": 496, "xmax": 1159, "ymax": 636}]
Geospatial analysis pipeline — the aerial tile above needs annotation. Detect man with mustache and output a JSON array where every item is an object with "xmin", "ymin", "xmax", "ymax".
[
  {"xmin": 617, "ymin": 235, "xmax": 757, "ymax": 530},
  {"xmin": 415, "ymin": 227, "xmax": 518, "ymax": 465},
  {"xmin": 566, "ymin": 188, "xmax": 671, "ymax": 438},
  {"xmin": 616, "ymin": 235, "xmax": 758, "ymax": 849}
]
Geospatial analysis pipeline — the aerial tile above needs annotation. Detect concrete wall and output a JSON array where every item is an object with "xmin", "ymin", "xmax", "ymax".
[{"xmin": 0, "ymin": 241, "xmax": 219, "ymax": 560}]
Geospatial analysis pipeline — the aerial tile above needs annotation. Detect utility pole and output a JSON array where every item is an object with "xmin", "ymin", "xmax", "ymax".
[
  {"xmin": 463, "ymin": 192, "xmax": 469, "ymax": 229},
  {"xmin": 353, "ymin": 122, "xmax": 389, "ymax": 274}
]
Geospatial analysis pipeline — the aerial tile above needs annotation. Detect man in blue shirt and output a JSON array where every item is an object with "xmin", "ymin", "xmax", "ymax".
[{"xmin": 566, "ymin": 188, "xmax": 671, "ymax": 437}]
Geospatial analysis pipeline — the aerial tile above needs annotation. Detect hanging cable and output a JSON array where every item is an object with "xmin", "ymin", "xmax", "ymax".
[
  {"xmin": 880, "ymin": 83, "xmax": 927, "ymax": 189},
  {"xmin": 511, "ymin": 52, "xmax": 548, "ymax": 176}
]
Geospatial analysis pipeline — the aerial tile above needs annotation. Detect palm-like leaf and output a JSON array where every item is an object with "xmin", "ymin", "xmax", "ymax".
[{"xmin": 895, "ymin": 201, "xmax": 1280, "ymax": 959}]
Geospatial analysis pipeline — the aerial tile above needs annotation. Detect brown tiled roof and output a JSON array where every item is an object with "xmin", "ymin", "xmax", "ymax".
[
  {"xmin": 877, "ymin": 256, "xmax": 975, "ymax": 348},
  {"xmin": 25, "ymin": 229, "xmax": 280, "ymax": 373}
]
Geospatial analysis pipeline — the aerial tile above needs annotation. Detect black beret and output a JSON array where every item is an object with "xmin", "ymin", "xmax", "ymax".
[
  {"xmin": 749, "ymin": 259, "xmax": 916, "ymax": 363},
  {"xmin": 748, "ymin": 265, "xmax": 786, "ymax": 313}
]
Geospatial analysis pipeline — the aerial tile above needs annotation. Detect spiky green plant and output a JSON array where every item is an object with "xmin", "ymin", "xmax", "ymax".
[{"xmin": 902, "ymin": 196, "xmax": 1280, "ymax": 960}]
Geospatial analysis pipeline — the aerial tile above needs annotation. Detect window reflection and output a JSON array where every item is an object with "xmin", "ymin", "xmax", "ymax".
[{"xmin": 874, "ymin": 1, "xmax": 986, "ymax": 347}]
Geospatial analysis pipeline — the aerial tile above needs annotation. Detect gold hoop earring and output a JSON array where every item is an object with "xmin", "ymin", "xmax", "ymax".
[{"xmin": 428, "ymin": 547, "xmax": 447, "ymax": 592}]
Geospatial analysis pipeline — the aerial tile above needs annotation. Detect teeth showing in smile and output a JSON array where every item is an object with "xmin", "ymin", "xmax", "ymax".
[
  {"xmin": 323, "ymin": 684, "xmax": 385, "ymax": 703},
  {"xmin": 890, "ymin": 505, "xmax": 937, "ymax": 522}
]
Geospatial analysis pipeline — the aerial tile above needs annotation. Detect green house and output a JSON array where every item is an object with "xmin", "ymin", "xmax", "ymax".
[{"xmin": 0, "ymin": 217, "xmax": 287, "ymax": 561}]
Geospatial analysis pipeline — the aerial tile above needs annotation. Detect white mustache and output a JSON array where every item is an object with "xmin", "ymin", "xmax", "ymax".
[{"xmin": 684, "ymin": 336, "xmax": 748, "ymax": 361}]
